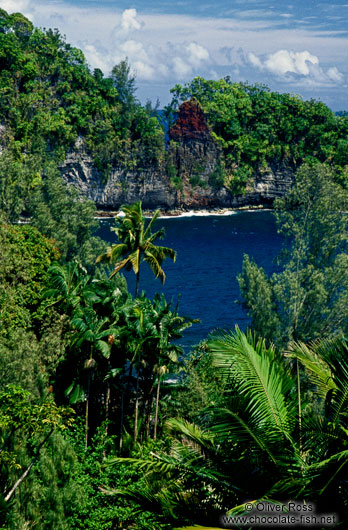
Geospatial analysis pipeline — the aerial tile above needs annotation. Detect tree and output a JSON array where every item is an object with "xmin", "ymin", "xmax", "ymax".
[
  {"xmin": 238, "ymin": 163, "xmax": 348, "ymax": 347},
  {"xmin": 0, "ymin": 221, "xmax": 60, "ymax": 336},
  {"xmin": 44, "ymin": 260, "xmax": 92, "ymax": 316},
  {"xmin": 69, "ymin": 307, "xmax": 118, "ymax": 447},
  {"xmin": 0, "ymin": 385, "xmax": 72, "ymax": 507},
  {"xmin": 0, "ymin": 151, "xmax": 41, "ymax": 222},
  {"xmin": 96, "ymin": 201, "xmax": 176, "ymax": 297},
  {"xmin": 111, "ymin": 58, "xmax": 136, "ymax": 107},
  {"xmin": 28, "ymin": 165, "xmax": 103, "ymax": 264},
  {"xmin": 150, "ymin": 294, "xmax": 196, "ymax": 440}
]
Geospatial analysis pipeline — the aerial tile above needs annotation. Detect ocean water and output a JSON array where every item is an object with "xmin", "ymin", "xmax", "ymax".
[{"xmin": 97, "ymin": 210, "xmax": 283, "ymax": 351}]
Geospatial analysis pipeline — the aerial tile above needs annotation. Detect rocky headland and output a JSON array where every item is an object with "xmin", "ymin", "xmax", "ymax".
[{"xmin": 60, "ymin": 99, "xmax": 294, "ymax": 212}]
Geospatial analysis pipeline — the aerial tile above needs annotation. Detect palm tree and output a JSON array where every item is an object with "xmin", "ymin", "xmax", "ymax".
[
  {"xmin": 96, "ymin": 201, "xmax": 176, "ymax": 297},
  {"xmin": 69, "ymin": 307, "xmax": 118, "ymax": 447},
  {"xmin": 44, "ymin": 260, "xmax": 92, "ymax": 315},
  {"xmin": 151, "ymin": 294, "xmax": 197, "ymax": 440},
  {"xmin": 120, "ymin": 298, "xmax": 161, "ymax": 443}
]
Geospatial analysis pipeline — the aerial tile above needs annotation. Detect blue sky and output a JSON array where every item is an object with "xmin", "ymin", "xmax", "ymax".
[{"xmin": 2, "ymin": 0, "xmax": 348, "ymax": 110}]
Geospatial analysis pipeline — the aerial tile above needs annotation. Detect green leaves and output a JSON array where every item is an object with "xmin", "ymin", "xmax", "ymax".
[
  {"xmin": 97, "ymin": 201, "xmax": 176, "ymax": 296},
  {"xmin": 239, "ymin": 163, "xmax": 348, "ymax": 346},
  {"xmin": 209, "ymin": 328, "xmax": 296, "ymax": 459},
  {"xmin": 167, "ymin": 77, "xmax": 348, "ymax": 191}
]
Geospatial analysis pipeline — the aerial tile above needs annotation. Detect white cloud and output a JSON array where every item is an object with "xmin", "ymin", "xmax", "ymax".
[
  {"xmin": 172, "ymin": 56, "xmax": 192, "ymax": 78},
  {"xmin": 77, "ymin": 9, "xmax": 211, "ymax": 83},
  {"xmin": 83, "ymin": 43, "xmax": 109, "ymax": 71},
  {"xmin": 248, "ymin": 52, "xmax": 263, "ymax": 68},
  {"xmin": 133, "ymin": 61, "xmax": 156, "ymax": 81},
  {"xmin": 265, "ymin": 50, "xmax": 319, "ymax": 76},
  {"xmin": 186, "ymin": 42, "xmax": 210, "ymax": 67},
  {"xmin": 1, "ymin": 0, "xmax": 31, "ymax": 12},
  {"xmin": 248, "ymin": 49, "xmax": 345, "ymax": 86},
  {"xmin": 1, "ymin": 0, "xmax": 34, "ymax": 21},
  {"xmin": 120, "ymin": 40, "xmax": 149, "ymax": 63},
  {"xmin": 121, "ymin": 8, "xmax": 141, "ymax": 33},
  {"xmin": 79, "ymin": 9, "xmax": 211, "ymax": 84},
  {"xmin": 327, "ymin": 66, "xmax": 344, "ymax": 82}
]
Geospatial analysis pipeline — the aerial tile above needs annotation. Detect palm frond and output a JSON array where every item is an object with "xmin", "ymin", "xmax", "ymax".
[
  {"xmin": 128, "ymin": 249, "xmax": 140, "ymax": 274},
  {"xmin": 144, "ymin": 209, "xmax": 162, "ymax": 238},
  {"xmin": 209, "ymin": 328, "xmax": 295, "ymax": 440},
  {"xmin": 165, "ymin": 418, "xmax": 215, "ymax": 449},
  {"xmin": 109, "ymin": 256, "xmax": 131, "ymax": 278},
  {"xmin": 145, "ymin": 250, "xmax": 166, "ymax": 282},
  {"xmin": 96, "ymin": 339, "xmax": 111, "ymax": 359},
  {"xmin": 287, "ymin": 341, "xmax": 335, "ymax": 398}
]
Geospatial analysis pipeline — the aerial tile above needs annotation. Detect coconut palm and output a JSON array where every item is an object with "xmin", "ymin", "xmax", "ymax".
[
  {"xmin": 96, "ymin": 201, "xmax": 176, "ymax": 297},
  {"xmin": 151, "ymin": 294, "xmax": 197, "ymax": 440},
  {"xmin": 69, "ymin": 307, "xmax": 119, "ymax": 447}
]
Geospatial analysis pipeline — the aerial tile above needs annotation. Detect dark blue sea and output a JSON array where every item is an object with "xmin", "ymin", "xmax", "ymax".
[{"xmin": 97, "ymin": 211, "xmax": 283, "ymax": 351}]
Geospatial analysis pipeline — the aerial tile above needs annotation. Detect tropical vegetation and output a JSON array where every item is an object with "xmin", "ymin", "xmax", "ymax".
[
  {"xmin": 96, "ymin": 201, "xmax": 176, "ymax": 297},
  {"xmin": 166, "ymin": 77, "xmax": 348, "ymax": 192},
  {"xmin": 1, "ymin": 7, "xmax": 348, "ymax": 530}
]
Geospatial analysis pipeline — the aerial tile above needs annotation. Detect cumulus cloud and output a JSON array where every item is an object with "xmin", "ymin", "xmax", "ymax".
[
  {"xmin": 248, "ymin": 52, "xmax": 263, "ymax": 69},
  {"xmin": 327, "ymin": 66, "xmax": 344, "ymax": 83},
  {"xmin": 265, "ymin": 50, "xmax": 318, "ymax": 76},
  {"xmin": 83, "ymin": 43, "xmax": 110, "ymax": 71},
  {"xmin": 121, "ymin": 8, "xmax": 141, "ymax": 33},
  {"xmin": 173, "ymin": 56, "xmax": 192, "ymax": 78},
  {"xmin": 247, "ymin": 49, "xmax": 345, "ymax": 86},
  {"xmin": 79, "ymin": 8, "xmax": 211, "ymax": 84},
  {"xmin": 186, "ymin": 42, "xmax": 210, "ymax": 67},
  {"xmin": 1, "ymin": 0, "xmax": 34, "ymax": 21}
]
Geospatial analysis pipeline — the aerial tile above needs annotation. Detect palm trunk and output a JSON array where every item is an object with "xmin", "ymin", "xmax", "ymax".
[
  {"xmin": 105, "ymin": 383, "xmax": 111, "ymax": 436},
  {"xmin": 135, "ymin": 270, "xmax": 140, "ymax": 298},
  {"xmin": 154, "ymin": 375, "xmax": 161, "ymax": 441},
  {"xmin": 134, "ymin": 373, "xmax": 140, "ymax": 443},
  {"xmin": 124, "ymin": 362, "xmax": 133, "ymax": 417},
  {"xmin": 119, "ymin": 391, "xmax": 124, "ymax": 449},
  {"xmin": 85, "ymin": 372, "xmax": 91, "ymax": 449},
  {"xmin": 105, "ymin": 360, "xmax": 111, "ymax": 436},
  {"xmin": 145, "ymin": 394, "xmax": 154, "ymax": 438}
]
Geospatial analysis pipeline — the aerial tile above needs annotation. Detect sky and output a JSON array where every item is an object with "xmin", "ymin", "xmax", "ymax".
[{"xmin": 2, "ymin": 0, "xmax": 348, "ymax": 110}]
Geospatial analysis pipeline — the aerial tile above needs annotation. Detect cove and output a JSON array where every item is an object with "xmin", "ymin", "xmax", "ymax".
[{"xmin": 97, "ymin": 210, "xmax": 283, "ymax": 351}]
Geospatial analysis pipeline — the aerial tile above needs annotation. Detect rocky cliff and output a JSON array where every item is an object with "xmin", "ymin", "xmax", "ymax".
[{"xmin": 60, "ymin": 99, "xmax": 294, "ymax": 211}]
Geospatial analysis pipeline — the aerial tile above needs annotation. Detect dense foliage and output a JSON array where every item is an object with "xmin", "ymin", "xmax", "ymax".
[
  {"xmin": 238, "ymin": 162, "xmax": 348, "ymax": 347},
  {"xmin": 166, "ymin": 77, "xmax": 348, "ymax": 191},
  {"xmin": 0, "ymin": 9, "xmax": 164, "ymax": 174},
  {"xmin": 1, "ymin": 9, "xmax": 348, "ymax": 529}
]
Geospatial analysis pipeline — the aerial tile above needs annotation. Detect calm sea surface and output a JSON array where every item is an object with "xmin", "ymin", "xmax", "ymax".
[{"xmin": 97, "ymin": 211, "xmax": 283, "ymax": 351}]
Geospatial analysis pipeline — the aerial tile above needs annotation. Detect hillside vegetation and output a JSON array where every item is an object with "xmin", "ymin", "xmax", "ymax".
[
  {"xmin": 1, "ymin": 10, "xmax": 348, "ymax": 529},
  {"xmin": 1, "ymin": 8, "xmax": 348, "ymax": 213},
  {"xmin": 166, "ymin": 78, "xmax": 348, "ymax": 191}
]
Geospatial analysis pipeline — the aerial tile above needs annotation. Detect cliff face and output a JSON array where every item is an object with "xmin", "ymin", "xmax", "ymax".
[
  {"xmin": 61, "ymin": 145, "xmax": 176, "ymax": 210},
  {"xmin": 60, "ymin": 100, "xmax": 294, "ymax": 211}
]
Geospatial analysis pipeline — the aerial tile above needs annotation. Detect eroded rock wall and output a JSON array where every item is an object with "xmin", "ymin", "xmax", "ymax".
[{"xmin": 60, "ymin": 100, "xmax": 294, "ymax": 211}]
